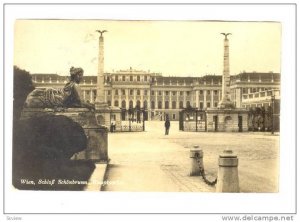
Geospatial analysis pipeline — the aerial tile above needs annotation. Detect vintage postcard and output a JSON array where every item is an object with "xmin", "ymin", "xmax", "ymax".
[
  {"xmin": 3, "ymin": 3, "xmax": 297, "ymax": 218},
  {"xmin": 13, "ymin": 19, "xmax": 281, "ymax": 193}
]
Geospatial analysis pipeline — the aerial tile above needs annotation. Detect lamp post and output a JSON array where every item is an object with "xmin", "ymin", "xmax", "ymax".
[
  {"xmin": 195, "ymin": 109, "xmax": 198, "ymax": 132},
  {"xmin": 142, "ymin": 108, "xmax": 146, "ymax": 131},
  {"xmin": 271, "ymin": 95, "xmax": 275, "ymax": 134}
]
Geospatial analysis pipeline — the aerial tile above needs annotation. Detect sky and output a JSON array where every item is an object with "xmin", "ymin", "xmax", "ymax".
[{"xmin": 14, "ymin": 20, "xmax": 281, "ymax": 77}]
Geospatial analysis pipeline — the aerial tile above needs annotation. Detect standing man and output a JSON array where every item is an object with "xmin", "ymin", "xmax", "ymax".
[{"xmin": 165, "ymin": 114, "xmax": 170, "ymax": 135}]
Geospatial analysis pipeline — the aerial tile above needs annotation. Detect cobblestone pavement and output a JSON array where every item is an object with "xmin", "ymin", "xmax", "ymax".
[{"xmin": 103, "ymin": 121, "xmax": 279, "ymax": 192}]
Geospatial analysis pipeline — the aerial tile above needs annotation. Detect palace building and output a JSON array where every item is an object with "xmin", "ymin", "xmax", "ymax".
[{"xmin": 31, "ymin": 68, "xmax": 280, "ymax": 121}]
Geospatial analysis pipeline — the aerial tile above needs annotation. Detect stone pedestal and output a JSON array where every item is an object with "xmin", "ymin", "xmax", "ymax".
[
  {"xmin": 206, "ymin": 108, "xmax": 248, "ymax": 132},
  {"xmin": 216, "ymin": 150, "xmax": 239, "ymax": 193},
  {"xmin": 21, "ymin": 108, "xmax": 109, "ymax": 162},
  {"xmin": 190, "ymin": 145, "xmax": 203, "ymax": 176}
]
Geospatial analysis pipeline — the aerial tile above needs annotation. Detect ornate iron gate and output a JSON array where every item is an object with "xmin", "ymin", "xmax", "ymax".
[
  {"xmin": 248, "ymin": 106, "xmax": 280, "ymax": 132},
  {"xmin": 119, "ymin": 108, "xmax": 146, "ymax": 132},
  {"xmin": 179, "ymin": 107, "xmax": 207, "ymax": 132}
]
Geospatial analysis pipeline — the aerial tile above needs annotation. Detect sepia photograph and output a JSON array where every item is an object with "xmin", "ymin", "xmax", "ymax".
[
  {"xmin": 2, "ymin": 2, "xmax": 297, "ymax": 219},
  {"xmin": 13, "ymin": 19, "xmax": 281, "ymax": 193}
]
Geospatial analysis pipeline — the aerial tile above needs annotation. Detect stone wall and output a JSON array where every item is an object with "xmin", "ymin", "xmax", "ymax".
[
  {"xmin": 206, "ymin": 109, "xmax": 248, "ymax": 132},
  {"xmin": 21, "ymin": 108, "xmax": 109, "ymax": 162}
]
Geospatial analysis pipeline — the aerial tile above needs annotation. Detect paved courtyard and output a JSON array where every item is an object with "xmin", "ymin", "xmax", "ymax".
[{"xmin": 103, "ymin": 121, "xmax": 279, "ymax": 192}]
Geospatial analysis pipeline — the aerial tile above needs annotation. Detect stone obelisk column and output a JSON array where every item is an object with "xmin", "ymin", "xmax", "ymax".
[
  {"xmin": 218, "ymin": 33, "xmax": 234, "ymax": 109},
  {"xmin": 95, "ymin": 30, "xmax": 107, "ymax": 109}
]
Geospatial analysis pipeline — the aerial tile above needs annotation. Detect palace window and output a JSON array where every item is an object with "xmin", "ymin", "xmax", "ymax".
[
  {"xmin": 180, "ymin": 91, "xmax": 183, "ymax": 96},
  {"xmin": 115, "ymin": 89, "xmax": 118, "ymax": 95},
  {"xmin": 144, "ymin": 90, "xmax": 148, "ymax": 95},
  {"xmin": 151, "ymin": 101, "xmax": 155, "ymax": 109},
  {"xmin": 121, "ymin": 100, "xmax": 126, "ymax": 108},
  {"xmin": 143, "ymin": 100, "xmax": 147, "ymax": 109},
  {"xmin": 207, "ymin": 102, "xmax": 211, "ymax": 108},
  {"xmin": 136, "ymin": 100, "xmax": 141, "ymax": 109},
  {"xmin": 165, "ymin": 91, "xmax": 169, "ymax": 96},
  {"xmin": 137, "ymin": 76, "xmax": 140, "ymax": 81},
  {"xmin": 165, "ymin": 101, "xmax": 169, "ymax": 109},
  {"xmin": 129, "ymin": 100, "xmax": 133, "ymax": 108},
  {"xmin": 122, "ymin": 76, "xmax": 126, "ymax": 81},
  {"xmin": 200, "ymin": 90, "xmax": 203, "ymax": 95},
  {"xmin": 172, "ymin": 114, "xmax": 176, "ymax": 120},
  {"xmin": 137, "ymin": 89, "xmax": 140, "ymax": 96},
  {"xmin": 107, "ymin": 90, "xmax": 111, "ymax": 96},
  {"xmin": 114, "ymin": 100, "xmax": 119, "ymax": 107},
  {"xmin": 214, "ymin": 90, "xmax": 218, "ymax": 95},
  {"xmin": 130, "ymin": 76, "xmax": 133, "ymax": 81},
  {"xmin": 122, "ymin": 89, "xmax": 126, "ymax": 95},
  {"xmin": 158, "ymin": 101, "xmax": 162, "ymax": 109},
  {"xmin": 107, "ymin": 100, "xmax": 111, "ymax": 106},
  {"xmin": 186, "ymin": 91, "xmax": 190, "ymax": 96},
  {"xmin": 144, "ymin": 76, "xmax": 147, "ymax": 81},
  {"xmin": 172, "ymin": 101, "xmax": 176, "ymax": 109},
  {"xmin": 200, "ymin": 102, "xmax": 203, "ymax": 109},
  {"xmin": 214, "ymin": 102, "xmax": 218, "ymax": 107},
  {"xmin": 179, "ymin": 101, "xmax": 184, "ymax": 109},
  {"xmin": 130, "ymin": 89, "xmax": 133, "ymax": 96},
  {"xmin": 158, "ymin": 91, "xmax": 162, "ymax": 96},
  {"xmin": 115, "ymin": 75, "xmax": 118, "ymax": 81},
  {"xmin": 207, "ymin": 91, "xmax": 211, "ymax": 95},
  {"xmin": 186, "ymin": 101, "xmax": 191, "ymax": 108},
  {"xmin": 172, "ymin": 91, "xmax": 176, "ymax": 96},
  {"xmin": 151, "ymin": 91, "xmax": 155, "ymax": 96}
]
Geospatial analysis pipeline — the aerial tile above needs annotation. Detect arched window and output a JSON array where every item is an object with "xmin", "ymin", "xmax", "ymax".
[
  {"xmin": 186, "ymin": 101, "xmax": 191, "ymax": 108},
  {"xmin": 129, "ymin": 100, "xmax": 133, "ymax": 109},
  {"xmin": 158, "ymin": 101, "xmax": 162, "ymax": 109},
  {"xmin": 179, "ymin": 101, "xmax": 184, "ymax": 109},
  {"xmin": 122, "ymin": 100, "xmax": 126, "ymax": 109},
  {"xmin": 137, "ymin": 89, "xmax": 140, "ymax": 96},
  {"xmin": 165, "ymin": 101, "xmax": 169, "ymax": 109},
  {"xmin": 107, "ymin": 100, "xmax": 111, "ymax": 106},
  {"xmin": 143, "ymin": 100, "xmax": 148, "ymax": 109},
  {"xmin": 172, "ymin": 101, "xmax": 176, "ymax": 109},
  {"xmin": 114, "ymin": 100, "xmax": 119, "ymax": 107},
  {"xmin": 151, "ymin": 101, "xmax": 155, "ymax": 109},
  {"xmin": 136, "ymin": 100, "xmax": 141, "ymax": 109}
]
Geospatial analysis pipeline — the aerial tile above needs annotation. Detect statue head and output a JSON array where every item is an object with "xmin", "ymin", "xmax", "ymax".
[{"xmin": 70, "ymin": 67, "xmax": 84, "ymax": 83}]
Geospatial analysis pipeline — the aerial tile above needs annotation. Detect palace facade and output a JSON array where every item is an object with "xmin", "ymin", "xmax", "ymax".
[{"xmin": 31, "ymin": 68, "xmax": 280, "ymax": 121}]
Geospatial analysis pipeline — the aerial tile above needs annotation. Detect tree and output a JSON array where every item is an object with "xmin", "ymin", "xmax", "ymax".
[{"xmin": 13, "ymin": 66, "xmax": 35, "ymax": 120}]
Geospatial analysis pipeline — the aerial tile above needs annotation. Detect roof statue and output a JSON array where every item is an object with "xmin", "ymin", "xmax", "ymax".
[
  {"xmin": 96, "ymin": 30, "xmax": 108, "ymax": 37},
  {"xmin": 221, "ymin": 33, "xmax": 232, "ymax": 40}
]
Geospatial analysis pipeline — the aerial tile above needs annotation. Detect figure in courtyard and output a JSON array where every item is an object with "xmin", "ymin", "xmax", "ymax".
[
  {"xmin": 165, "ymin": 115, "xmax": 170, "ymax": 135},
  {"xmin": 24, "ymin": 67, "xmax": 94, "ymax": 110}
]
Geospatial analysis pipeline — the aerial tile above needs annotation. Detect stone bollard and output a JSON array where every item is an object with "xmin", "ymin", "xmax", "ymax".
[
  {"xmin": 190, "ymin": 145, "xmax": 203, "ymax": 176},
  {"xmin": 216, "ymin": 150, "xmax": 239, "ymax": 192}
]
